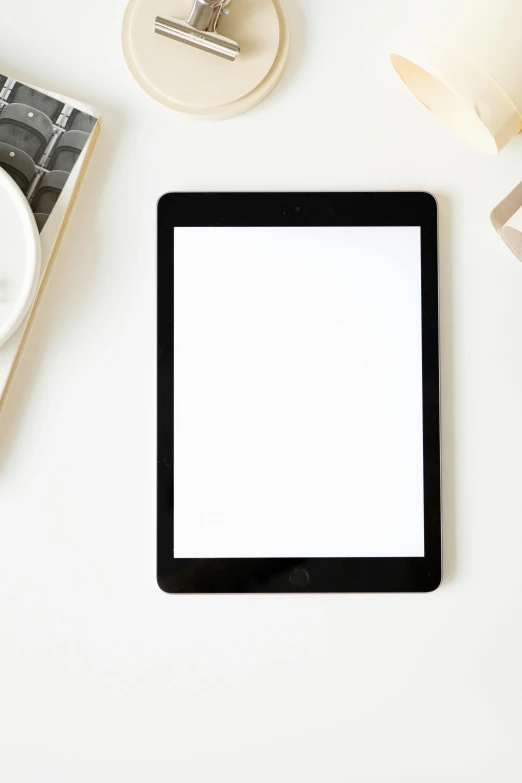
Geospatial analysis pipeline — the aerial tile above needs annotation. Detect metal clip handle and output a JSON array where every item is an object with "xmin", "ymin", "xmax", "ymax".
[
  {"xmin": 155, "ymin": 0, "xmax": 239, "ymax": 62},
  {"xmin": 187, "ymin": 0, "xmax": 230, "ymax": 33}
]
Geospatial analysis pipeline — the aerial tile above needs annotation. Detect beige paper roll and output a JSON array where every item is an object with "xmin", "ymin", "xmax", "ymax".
[
  {"xmin": 491, "ymin": 181, "xmax": 522, "ymax": 261},
  {"xmin": 390, "ymin": 0, "xmax": 522, "ymax": 153}
]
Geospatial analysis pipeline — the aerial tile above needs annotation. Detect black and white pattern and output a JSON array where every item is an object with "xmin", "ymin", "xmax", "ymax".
[{"xmin": 0, "ymin": 75, "xmax": 96, "ymax": 232}]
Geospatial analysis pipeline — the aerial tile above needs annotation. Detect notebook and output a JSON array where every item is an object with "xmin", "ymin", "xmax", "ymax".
[{"xmin": 0, "ymin": 72, "xmax": 101, "ymax": 412}]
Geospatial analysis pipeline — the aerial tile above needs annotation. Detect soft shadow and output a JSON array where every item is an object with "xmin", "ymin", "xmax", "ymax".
[
  {"xmin": 0, "ymin": 104, "xmax": 126, "ymax": 470},
  {"xmin": 437, "ymin": 193, "xmax": 457, "ymax": 583}
]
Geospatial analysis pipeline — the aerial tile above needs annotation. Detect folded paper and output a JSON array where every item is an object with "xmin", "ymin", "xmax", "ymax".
[{"xmin": 491, "ymin": 181, "xmax": 522, "ymax": 262}]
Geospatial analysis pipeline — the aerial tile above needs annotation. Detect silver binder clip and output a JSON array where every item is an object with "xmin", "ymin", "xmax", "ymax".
[{"xmin": 155, "ymin": 0, "xmax": 240, "ymax": 62}]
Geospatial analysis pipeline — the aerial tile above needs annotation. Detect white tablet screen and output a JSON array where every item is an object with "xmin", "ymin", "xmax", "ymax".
[{"xmin": 173, "ymin": 226, "xmax": 425, "ymax": 558}]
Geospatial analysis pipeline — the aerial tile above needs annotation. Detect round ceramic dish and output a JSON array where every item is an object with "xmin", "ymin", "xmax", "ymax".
[
  {"xmin": 0, "ymin": 167, "xmax": 41, "ymax": 348},
  {"xmin": 122, "ymin": 0, "xmax": 289, "ymax": 120}
]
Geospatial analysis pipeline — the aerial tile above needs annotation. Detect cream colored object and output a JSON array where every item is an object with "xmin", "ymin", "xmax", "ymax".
[
  {"xmin": 122, "ymin": 0, "xmax": 289, "ymax": 120},
  {"xmin": 491, "ymin": 180, "xmax": 522, "ymax": 262},
  {"xmin": 390, "ymin": 0, "xmax": 522, "ymax": 154}
]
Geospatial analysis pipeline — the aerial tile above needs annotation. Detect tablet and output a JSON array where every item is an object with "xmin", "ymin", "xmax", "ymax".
[{"xmin": 158, "ymin": 193, "xmax": 441, "ymax": 593}]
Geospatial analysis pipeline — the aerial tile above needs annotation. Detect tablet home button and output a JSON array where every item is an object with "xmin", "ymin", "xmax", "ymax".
[{"xmin": 290, "ymin": 567, "xmax": 309, "ymax": 587}]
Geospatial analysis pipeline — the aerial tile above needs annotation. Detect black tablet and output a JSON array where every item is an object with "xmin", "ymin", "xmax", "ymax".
[{"xmin": 158, "ymin": 193, "xmax": 441, "ymax": 593}]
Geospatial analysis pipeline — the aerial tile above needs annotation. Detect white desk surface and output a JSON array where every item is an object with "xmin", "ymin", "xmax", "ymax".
[{"xmin": 1, "ymin": 0, "xmax": 522, "ymax": 780}]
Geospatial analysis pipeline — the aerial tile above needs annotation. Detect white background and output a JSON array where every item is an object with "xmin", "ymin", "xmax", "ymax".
[
  {"xmin": 174, "ymin": 227, "xmax": 425, "ymax": 558},
  {"xmin": 1, "ymin": 0, "xmax": 522, "ymax": 780}
]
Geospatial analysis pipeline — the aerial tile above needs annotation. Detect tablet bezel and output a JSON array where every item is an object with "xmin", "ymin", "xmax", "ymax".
[{"xmin": 158, "ymin": 192, "xmax": 441, "ymax": 593}]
